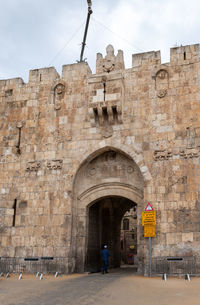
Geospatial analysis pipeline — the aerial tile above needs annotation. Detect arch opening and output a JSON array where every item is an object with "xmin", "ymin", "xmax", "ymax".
[
  {"xmin": 85, "ymin": 195, "xmax": 138, "ymax": 273},
  {"xmin": 72, "ymin": 148, "xmax": 145, "ymax": 273}
]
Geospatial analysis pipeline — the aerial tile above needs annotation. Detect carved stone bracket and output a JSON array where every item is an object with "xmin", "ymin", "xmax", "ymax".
[{"xmin": 88, "ymin": 104, "xmax": 122, "ymax": 127}]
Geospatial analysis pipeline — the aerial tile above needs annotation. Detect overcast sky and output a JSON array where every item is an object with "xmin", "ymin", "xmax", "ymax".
[{"xmin": 0, "ymin": 0, "xmax": 200, "ymax": 82}]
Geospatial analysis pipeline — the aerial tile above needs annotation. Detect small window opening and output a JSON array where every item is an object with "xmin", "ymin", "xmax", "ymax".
[
  {"xmin": 93, "ymin": 108, "xmax": 99, "ymax": 125},
  {"xmin": 102, "ymin": 107, "xmax": 108, "ymax": 124},
  {"xmin": 103, "ymin": 82, "xmax": 106, "ymax": 101},
  {"xmin": 13, "ymin": 199, "xmax": 17, "ymax": 227},
  {"xmin": 123, "ymin": 218, "xmax": 129, "ymax": 230},
  {"xmin": 184, "ymin": 52, "xmax": 186, "ymax": 60},
  {"xmin": 16, "ymin": 127, "xmax": 22, "ymax": 154},
  {"xmin": 112, "ymin": 106, "xmax": 118, "ymax": 123},
  {"xmin": 39, "ymin": 74, "xmax": 42, "ymax": 81},
  {"xmin": 5, "ymin": 89, "xmax": 13, "ymax": 97}
]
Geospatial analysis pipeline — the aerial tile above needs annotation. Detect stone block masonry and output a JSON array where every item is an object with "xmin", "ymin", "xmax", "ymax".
[{"xmin": 0, "ymin": 43, "xmax": 200, "ymax": 275}]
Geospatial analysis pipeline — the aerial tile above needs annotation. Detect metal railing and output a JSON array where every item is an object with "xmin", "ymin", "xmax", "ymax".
[
  {"xmin": 0, "ymin": 257, "xmax": 68, "ymax": 274},
  {"xmin": 152, "ymin": 256, "xmax": 197, "ymax": 276}
]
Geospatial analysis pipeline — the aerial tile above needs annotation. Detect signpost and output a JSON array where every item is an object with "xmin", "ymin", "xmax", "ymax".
[{"xmin": 142, "ymin": 203, "xmax": 156, "ymax": 277}]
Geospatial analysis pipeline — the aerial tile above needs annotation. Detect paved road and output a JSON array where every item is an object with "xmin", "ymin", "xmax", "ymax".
[{"xmin": 0, "ymin": 268, "xmax": 200, "ymax": 305}]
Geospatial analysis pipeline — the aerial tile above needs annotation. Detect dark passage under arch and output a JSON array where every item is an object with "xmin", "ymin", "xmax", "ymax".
[{"xmin": 85, "ymin": 196, "xmax": 137, "ymax": 272}]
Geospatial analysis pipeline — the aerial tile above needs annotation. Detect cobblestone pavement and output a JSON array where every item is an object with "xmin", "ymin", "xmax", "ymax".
[{"xmin": 1, "ymin": 268, "xmax": 200, "ymax": 305}]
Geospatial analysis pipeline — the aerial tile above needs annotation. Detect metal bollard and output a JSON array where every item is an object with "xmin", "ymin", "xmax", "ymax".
[
  {"xmin": 6, "ymin": 273, "xmax": 9, "ymax": 278},
  {"xmin": 185, "ymin": 274, "xmax": 190, "ymax": 281},
  {"xmin": 55, "ymin": 272, "xmax": 58, "ymax": 278},
  {"xmin": 36, "ymin": 272, "xmax": 40, "ymax": 278},
  {"xmin": 162, "ymin": 273, "xmax": 167, "ymax": 281},
  {"xmin": 40, "ymin": 273, "xmax": 43, "ymax": 280},
  {"xmin": 19, "ymin": 273, "xmax": 22, "ymax": 280}
]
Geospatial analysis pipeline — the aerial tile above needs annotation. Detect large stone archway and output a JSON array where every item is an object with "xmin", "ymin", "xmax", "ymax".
[{"xmin": 71, "ymin": 148, "xmax": 145, "ymax": 273}]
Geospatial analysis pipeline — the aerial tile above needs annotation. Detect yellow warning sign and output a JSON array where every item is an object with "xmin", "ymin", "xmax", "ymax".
[
  {"xmin": 142, "ymin": 211, "xmax": 156, "ymax": 226},
  {"xmin": 144, "ymin": 225, "xmax": 156, "ymax": 238}
]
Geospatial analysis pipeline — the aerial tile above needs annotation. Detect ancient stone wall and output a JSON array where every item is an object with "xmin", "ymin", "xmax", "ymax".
[{"xmin": 0, "ymin": 43, "xmax": 200, "ymax": 275}]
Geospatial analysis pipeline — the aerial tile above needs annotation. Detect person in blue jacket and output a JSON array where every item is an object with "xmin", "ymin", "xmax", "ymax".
[{"xmin": 101, "ymin": 245, "xmax": 110, "ymax": 274}]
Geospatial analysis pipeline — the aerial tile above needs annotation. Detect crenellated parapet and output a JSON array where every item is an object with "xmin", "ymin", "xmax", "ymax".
[
  {"xmin": 0, "ymin": 43, "xmax": 200, "ymax": 96},
  {"xmin": 132, "ymin": 43, "xmax": 200, "ymax": 68},
  {"xmin": 170, "ymin": 43, "xmax": 200, "ymax": 64},
  {"xmin": 132, "ymin": 50, "xmax": 161, "ymax": 68}
]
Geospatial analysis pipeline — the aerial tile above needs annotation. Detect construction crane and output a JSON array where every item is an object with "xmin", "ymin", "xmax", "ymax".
[{"xmin": 79, "ymin": 0, "xmax": 93, "ymax": 62}]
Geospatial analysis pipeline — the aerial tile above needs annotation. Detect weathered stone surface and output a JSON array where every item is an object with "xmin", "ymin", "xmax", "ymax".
[{"xmin": 1, "ymin": 43, "xmax": 200, "ymax": 275}]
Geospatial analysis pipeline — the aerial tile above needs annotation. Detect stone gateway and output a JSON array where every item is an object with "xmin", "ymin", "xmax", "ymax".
[{"xmin": 0, "ymin": 43, "xmax": 200, "ymax": 275}]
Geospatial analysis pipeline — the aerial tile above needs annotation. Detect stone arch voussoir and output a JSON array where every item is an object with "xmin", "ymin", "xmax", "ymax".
[
  {"xmin": 72, "ymin": 141, "xmax": 151, "ymax": 192},
  {"xmin": 78, "ymin": 183, "xmax": 144, "ymax": 212}
]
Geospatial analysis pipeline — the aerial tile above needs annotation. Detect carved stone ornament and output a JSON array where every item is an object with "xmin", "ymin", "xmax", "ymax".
[
  {"xmin": 54, "ymin": 102, "xmax": 61, "ymax": 110},
  {"xmin": 169, "ymin": 176, "xmax": 187, "ymax": 187},
  {"xmin": 0, "ymin": 154, "xmax": 18, "ymax": 163},
  {"xmin": 154, "ymin": 146, "xmax": 200, "ymax": 161},
  {"xmin": 100, "ymin": 126, "xmax": 113, "ymax": 138},
  {"xmin": 16, "ymin": 121, "xmax": 23, "ymax": 129},
  {"xmin": 103, "ymin": 60, "xmax": 115, "ymax": 73},
  {"xmin": 26, "ymin": 161, "xmax": 41, "ymax": 171},
  {"xmin": 155, "ymin": 69, "xmax": 168, "ymax": 98},
  {"xmin": 156, "ymin": 70, "xmax": 168, "ymax": 80},
  {"xmin": 103, "ymin": 45, "xmax": 115, "ymax": 73},
  {"xmin": 53, "ymin": 83, "xmax": 65, "ymax": 109},
  {"xmin": 154, "ymin": 150, "xmax": 172, "ymax": 161},
  {"xmin": 157, "ymin": 89, "xmax": 167, "ymax": 98},
  {"xmin": 47, "ymin": 159, "xmax": 63, "ymax": 170},
  {"xmin": 127, "ymin": 166, "xmax": 134, "ymax": 173},
  {"xmin": 89, "ymin": 168, "xmax": 96, "ymax": 176},
  {"xmin": 53, "ymin": 129, "xmax": 72, "ymax": 142},
  {"xmin": 55, "ymin": 84, "xmax": 65, "ymax": 99},
  {"xmin": 96, "ymin": 44, "xmax": 124, "ymax": 74},
  {"xmin": 83, "ymin": 150, "xmax": 137, "ymax": 183}
]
